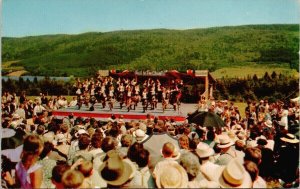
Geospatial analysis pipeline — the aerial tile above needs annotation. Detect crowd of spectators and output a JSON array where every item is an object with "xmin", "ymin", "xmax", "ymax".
[{"xmin": 1, "ymin": 76, "xmax": 299, "ymax": 188}]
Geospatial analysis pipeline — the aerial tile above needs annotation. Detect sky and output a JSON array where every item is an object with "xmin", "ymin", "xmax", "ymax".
[{"xmin": 2, "ymin": 0, "xmax": 299, "ymax": 37}]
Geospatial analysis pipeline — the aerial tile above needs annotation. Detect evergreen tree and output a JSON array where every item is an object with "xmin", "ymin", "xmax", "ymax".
[
  {"xmin": 252, "ymin": 74, "xmax": 258, "ymax": 81},
  {"xmin": 263, "ymin": 72, "xmax": 271, "ymax": 81},
  {"xmin": 271, "ymin": 71, "xmax": 277, "ymax": 79}
]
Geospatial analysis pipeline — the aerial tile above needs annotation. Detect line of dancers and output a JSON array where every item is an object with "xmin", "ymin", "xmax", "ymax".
[{"xmin": 74, "ymin": 76, "xmax": 183, "ymax": 113}]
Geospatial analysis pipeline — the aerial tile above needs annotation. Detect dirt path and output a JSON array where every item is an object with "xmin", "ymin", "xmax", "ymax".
[{"xmin": 6, "ymin": 70, "xmax": 28, "ymax": 76}]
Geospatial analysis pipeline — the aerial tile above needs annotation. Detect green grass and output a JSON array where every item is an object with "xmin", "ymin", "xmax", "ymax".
[
  {"xmin": 2, "ymin": 60, "xmax": 26, "ymax": 73},
  {"xmin": 234, "ymin": 102, "xmax": 247, "ymax": 118},
  {"xmin": 27, "ymin": 96, "xmax": 75, "ymax": 102},
  {"xmin": 211, "ymin": 65, "xmax": 298, "ymax": 79}
]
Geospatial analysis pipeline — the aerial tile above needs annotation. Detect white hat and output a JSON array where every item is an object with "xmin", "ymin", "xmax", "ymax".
[
  {"xmin": 132, "ymin": 129, "xmax": 148, "ymax": 142},
  {"xmin": 216, "ymin": 159, "xmax": 252, "ymax": 188},
  {"xmin": 43, "ymin": 132, "xmax": 55, "ymax": 143},
  {"xmin": 256, "ymin": 135, "xmax": 267, "ymax": 141},
  {"xmin": 264, "ymin": 120, "xmax": 272, "ymax": 128},
  {"xmin": 232, "ymin": 124, "xmax": 243, "ymax": 131},
  {"xmin": 237, "ymin": 132, "xmax": 246, "ymax": 141},
  {"xmin": 12, "ymin": 114, "xmax": 20, "ymax": 119},
  {"xmin": 138, "ymin": 122, "xmax": 147, "ymax": 132},
  {"xmin": 217, "ymin": 135, "xmax": 234, "ymax": 148},
  {"xmin": 75, "ymin": 129, "xmax": 88, "ymax": 138},
  {"xmin": 195, "ymin": 142, "xmax": 214, "ymax": 158},
  {"xmin": 167, "ymin": 126, "xmax": 176, "ymax": 136},
  {"xmin": 76, "ymin": 125, "xmax": 85, "ymax": 130},
  {"xmin": 188, "ymin": 131, "xmax": 199, "ymax": 140},
  {"xmin": 228, "ymin": 130, "xmax": 238, "ymax": 141},
  {"xmin": 117, "ymin": 118, "xmax": 125, "ymax": 124},
  {"xmin": 278, "ymin": 121, "xmax": 286, "ymax": 127},
  {"xmin": 2, "ymin": 128, "xmax": 16, "ymax": 138},
  {"xmin": 281, "ymin": 133, "xmax": 299, "ymax": 143},
  {"xmin": 56, "ymin": 133, "xmax": 66, "ymax": 143},
  {"xmin": 107, "ymin": 117, "xmax": 115, "ymax": 122},
  {"xmin": 155, "ymin": 161, "xmax": 188, "ymax": 188}
]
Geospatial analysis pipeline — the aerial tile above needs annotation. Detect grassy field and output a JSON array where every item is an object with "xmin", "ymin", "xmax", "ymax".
[
  {"xmin": 211, "ymin": 64, "xmax": 298, "ymax": 79},
  {"xmin": 2, "ymin": 60, "xmax": 28, "ymax": 76},
  {"xmin": 234, "ymin": 102, "xmax": 247, "ymax": 118}
]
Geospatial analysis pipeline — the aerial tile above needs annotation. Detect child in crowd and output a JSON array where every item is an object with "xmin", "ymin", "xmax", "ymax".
[
  {"xmin": 77, "ymin": 160, "xmax": 94, "ymax": 188},
  {"xmin": 61, "ymin": 169, "xmax": 84, "ymax": 189},
  {"xmin": 51, "ymin": 164, "xmax": 71, "ymax": 189}
]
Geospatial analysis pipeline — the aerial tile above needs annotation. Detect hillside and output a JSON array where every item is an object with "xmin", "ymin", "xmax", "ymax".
[{"xmin": 2, "ymin": 24, "xmax": 299, "ymax": 77}]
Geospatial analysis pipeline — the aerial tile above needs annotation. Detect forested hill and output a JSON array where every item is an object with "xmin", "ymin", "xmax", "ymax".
[{"xmin": 2, "ymin": 24, "xmax": 299, "ymax": 77}]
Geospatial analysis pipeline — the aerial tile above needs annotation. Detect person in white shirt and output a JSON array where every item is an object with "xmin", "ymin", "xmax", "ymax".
[
  {"xmin": 15, "ymin": 104, "xmax": 26, "ymax": 120},
  {"xmin": 280, "ymin": 105, "xmax": 289, "ymax": 130},
  {"xmin": 69, "ymin": 97, "xmax": 78, "ymax": 107},
  {"xmin": 33, "ymin": 101, "xmax": 46, "ymax": 116},
  {"xmin": 195, "ymin": 142, "xmax": 221, "ymax": 180},
  {"xmin": 57, "ymin": 96, "xmax": 68, "ymax": 109}
]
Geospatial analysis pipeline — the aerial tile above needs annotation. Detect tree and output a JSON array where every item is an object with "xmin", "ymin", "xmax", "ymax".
[
  {"xmin": 263, "ymin": 72, "xmax": 271, "ymax": 81},
  {"xmin": 253, "ymin": 74, "xmax": 258, "ymax": 81},
  {"xmin": 271, "ymin": 71, "xmax": 277, "ymax": 79}
]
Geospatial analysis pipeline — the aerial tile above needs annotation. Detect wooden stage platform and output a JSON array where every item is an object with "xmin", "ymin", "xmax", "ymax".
[{"xmin": 52, "ymin": 103, "xmax": 198, "ymax": 122}]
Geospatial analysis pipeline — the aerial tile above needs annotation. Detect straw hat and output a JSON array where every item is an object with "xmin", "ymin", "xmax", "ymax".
[
  {"xmin": 264, "ymin": 120, "xmax": 272, "ymax": 128},
  {"xmin": 217, "ymin": 135, "xmax": 234, "ymax": 148},
  {"xmin": 216, "ymin": 159, "xmax": 252, "ymax": 188},
  {"xmin": 280, "ymin": 133, "xmax": 299, "ymax": 143},
  {"xmin": 195, "ymin": 142, "xmax": 214, "ymax": 158},
  {"xmin": 155, "ymin": 161, "xmax": 188, "ymax": 188},
  {"xmin": 99, "ymin": 150, "xmax": 135, "ymax": 186},
  {"xmin": 132, "ymin": 129, "xmax": 148, "ymax": 142}
]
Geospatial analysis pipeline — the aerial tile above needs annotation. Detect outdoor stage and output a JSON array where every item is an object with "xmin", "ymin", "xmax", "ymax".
[{"xmin": 52, "ymin": 103, "xmax": 199, "ymax": 122}]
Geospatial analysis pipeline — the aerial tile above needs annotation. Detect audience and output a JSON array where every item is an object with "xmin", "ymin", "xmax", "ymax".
[{"xmin": 1, "ymin": 84, "xmax": 299, "ymax": 188}]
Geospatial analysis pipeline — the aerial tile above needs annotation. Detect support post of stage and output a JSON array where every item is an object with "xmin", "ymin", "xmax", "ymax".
[
  {"xmin": 205, "ymin": 74, "xmax": 209, "ymax": 100},
  {"xmin": 195, "ymin": 70, "xmax": 209, "ymax": 100}
]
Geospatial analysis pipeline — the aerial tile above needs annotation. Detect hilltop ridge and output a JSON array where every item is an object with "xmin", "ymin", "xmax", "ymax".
[{"xmin": 2, "ymin": 24, "xmax": 298, "ymax": 77}]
